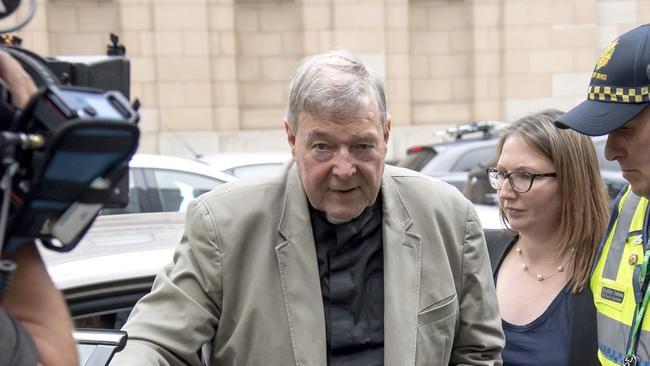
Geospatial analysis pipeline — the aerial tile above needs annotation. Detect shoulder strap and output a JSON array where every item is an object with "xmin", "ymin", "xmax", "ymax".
[
  {"xmin": 484, "ymin": 229, "xmax": 515, "ymax": 275},
  {"xmin": 569, "ymin": 286, "xmax": 599, "ymax": 365}
]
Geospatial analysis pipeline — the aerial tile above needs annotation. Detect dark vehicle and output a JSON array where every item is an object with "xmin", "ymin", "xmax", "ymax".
[
  {"xmin": 400, "ymin": 122, "xmax": 626, "ymax": 201},
  {"xmin": 399, "ymin": 122, "xmax": 505, "ymax": 192}
]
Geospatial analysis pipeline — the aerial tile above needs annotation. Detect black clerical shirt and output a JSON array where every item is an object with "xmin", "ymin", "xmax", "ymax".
[{"xmin": 309, "ymin": 198, "xmax": 384, "ymax": 366}]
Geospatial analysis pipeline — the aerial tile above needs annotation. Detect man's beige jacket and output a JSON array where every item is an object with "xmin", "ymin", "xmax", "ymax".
[{"xmin": 112, "ymin": 163, "xmax": 504, "ymax": 365}]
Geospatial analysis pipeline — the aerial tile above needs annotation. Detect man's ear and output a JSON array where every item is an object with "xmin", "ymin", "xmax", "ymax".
[
  {"xmin": 284, "ymin": 119, "xmax": 296, "ymax": 155},
  {"xmin": 383, "ymin": 115, "xmax": 391, "ymax": 143}
]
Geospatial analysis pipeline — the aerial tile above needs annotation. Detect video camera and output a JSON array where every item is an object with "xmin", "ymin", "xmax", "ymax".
[{"xmin": 0, "ymin": 28, "xmax": 140, "ymax": 259}]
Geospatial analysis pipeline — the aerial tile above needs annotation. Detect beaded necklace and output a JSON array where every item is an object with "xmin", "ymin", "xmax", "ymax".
[{"xmin": 515, "ymin": 246, "xmax": 575, "ymax": 281}]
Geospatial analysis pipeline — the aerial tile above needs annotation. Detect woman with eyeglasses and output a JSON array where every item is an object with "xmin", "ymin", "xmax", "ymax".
[{"xmin": 486, "ymin": 109, "xmax": 609, "ymax": 366}]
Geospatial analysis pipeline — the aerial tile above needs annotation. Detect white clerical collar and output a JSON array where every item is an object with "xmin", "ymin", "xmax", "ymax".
[{"xmin": 326, "ymin": 214, "xmax": 351, "ymax": 224}]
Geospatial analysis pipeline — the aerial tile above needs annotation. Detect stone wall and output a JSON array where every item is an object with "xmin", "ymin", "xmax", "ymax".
[{"xmin": 7, "ymin": 0, "xmax": 650, "ymax": 160}]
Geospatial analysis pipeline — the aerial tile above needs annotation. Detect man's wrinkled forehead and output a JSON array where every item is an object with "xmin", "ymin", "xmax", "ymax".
[
  {"xmin": 301, "ymin": 92, "xmax": 378, "ymax": 115},
  {"xmin": 297, "ymin": 105, "xmax": 382, "ymax": 128}
]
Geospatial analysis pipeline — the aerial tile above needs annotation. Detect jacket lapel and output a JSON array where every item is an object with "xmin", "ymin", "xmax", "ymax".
[
  {"xmin": 274, "ymin": 165, "xmax": 421, "ymax": 366},
  {"xmin": 382, "ymin": 173, "xmax": 421, "ymax": 366},
  {"xmin": 275, "ymin": 165, "xmax": 327, "ymax": 366}
]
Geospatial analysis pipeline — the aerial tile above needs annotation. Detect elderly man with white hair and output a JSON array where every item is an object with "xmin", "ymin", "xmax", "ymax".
[{"xmin": 113, "ymin": 50, "xmax": 504, "ymax": 366}]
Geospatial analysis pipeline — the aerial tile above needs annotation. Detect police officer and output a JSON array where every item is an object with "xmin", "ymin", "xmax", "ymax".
[{"xmin": 556, "ymin": 24, "xmax": 650, "ymax": 366}]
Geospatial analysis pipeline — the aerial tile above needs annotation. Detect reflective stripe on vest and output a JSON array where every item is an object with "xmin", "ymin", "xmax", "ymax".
[
  {"xmin": 603, "ymin": 192, "xmax": 642, "ymax": 279},
  {"xmin": 597, "ymin": 311, "xmax": 650, "ymax": 365},
  {"xmin": 593, "ymin": 186, "xmax": 650, "ymax": 365}
]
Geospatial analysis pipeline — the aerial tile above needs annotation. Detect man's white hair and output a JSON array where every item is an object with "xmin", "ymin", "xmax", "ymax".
[{"xmin": 285, "ymin": 50, "xmax": 388, "ymax": 133}]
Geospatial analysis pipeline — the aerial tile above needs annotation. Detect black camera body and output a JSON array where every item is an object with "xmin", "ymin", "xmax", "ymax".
[
  {"xmin": 0, "ymin": 36, "xmax": 140, "ymax": 255},
  {"xmin": 37, "ymin": 53, "xmax": 130, "ymax": 100},
  {"xmin": 2, "ymin": 34, "xmax": 130, "ymax": 99}
]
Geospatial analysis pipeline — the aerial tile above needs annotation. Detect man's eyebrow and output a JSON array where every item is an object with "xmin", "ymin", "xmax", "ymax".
[
  {"xmin": 306, "ymin": 130, "xmax": 330, "ymax": 141},
  {"xmin": 306, "ymin": 130, "xmax": 379, "ymax": 142},
  {"xmin": 356, "ymin": 132, "xmax": 379, "ymax": 142}
]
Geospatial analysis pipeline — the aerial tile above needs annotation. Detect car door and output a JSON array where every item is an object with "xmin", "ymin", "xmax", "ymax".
[{"xmin": 75, "ymin": 329, "xmax": 127, "ymax": 366}]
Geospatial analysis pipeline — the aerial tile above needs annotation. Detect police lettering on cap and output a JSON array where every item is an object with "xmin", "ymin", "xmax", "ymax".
[{"xmin": 555, "ymin": 24, "xmax": 650, "ymax": 136}]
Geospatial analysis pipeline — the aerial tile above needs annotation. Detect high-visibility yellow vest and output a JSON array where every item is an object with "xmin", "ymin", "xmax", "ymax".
[{"xmin": 592, "ymin": 186, "xmax": 650, "ymax": 365}]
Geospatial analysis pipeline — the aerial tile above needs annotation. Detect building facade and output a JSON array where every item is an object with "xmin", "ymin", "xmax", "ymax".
[{"xmin": 7, "ymin": 0, "xmax": 650, "ymax": 160}]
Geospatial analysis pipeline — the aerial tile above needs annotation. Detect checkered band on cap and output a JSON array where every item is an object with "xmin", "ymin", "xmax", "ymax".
[{"xmin": 587, "ymin": 85, "xmax": 650, "ymax": 103}]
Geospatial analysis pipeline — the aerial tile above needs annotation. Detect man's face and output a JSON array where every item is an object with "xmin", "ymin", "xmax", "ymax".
[
  {"xmin": 605, "ymin": 106, "xmax": 650, "ymax": 198},
  {"xmin": 285, "ymin": 107, "xmax": 390, "ymax": 221}
]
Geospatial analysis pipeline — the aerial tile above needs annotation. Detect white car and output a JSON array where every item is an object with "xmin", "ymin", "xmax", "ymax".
[
  {"xmin": 43, "ymin": 212, "xmax": 183, "ymax": 292},
  {"xmin": 40, "ymin": 211, "xmax": 185, "ymax": 365},
  {"xmin": 44, "ymin": 203, "xmax": 503, "ymax": 329},
  {"xmin": 198, "ymin": 152, "xmax": 291, "ymax": 178},
  {"xmin": 101, "ymin": 154, "xmax": 237, "ymax": 215}
]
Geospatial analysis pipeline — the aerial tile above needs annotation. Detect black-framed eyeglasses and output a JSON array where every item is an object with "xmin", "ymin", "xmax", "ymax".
[{"xmin": 486, "ymin": 168, "xmax": 557, "ymax": 193}]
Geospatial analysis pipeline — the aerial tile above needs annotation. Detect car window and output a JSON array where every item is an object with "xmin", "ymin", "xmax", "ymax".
[
  {"xmin": 74, "ymin": 310, "xmax": 131, "ymax": 330},
  {"xmin": 66, "ymin": 277, "xmax": 155, "ymax": 331},
  {"xmin": 100, "ymin": 170, "xmax": 141, "ymax": 216},
  {"xmin": 152, "ymin": 169, "xmax": 225, "ymax": 212},
  {"xmin": 451, "ymin": 146, "xmax": 496, "ymax": 172}
]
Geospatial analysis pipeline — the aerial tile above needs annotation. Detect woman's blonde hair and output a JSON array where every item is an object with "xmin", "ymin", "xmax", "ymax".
[{"xmin": 495, "ymin": 109, "xmax": 609, "ymax": 293}]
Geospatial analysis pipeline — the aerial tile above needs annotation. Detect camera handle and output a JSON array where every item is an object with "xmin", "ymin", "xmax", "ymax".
[
  {"xmin": 0, "ymin": 147, "xmax": 17, "ymax": 253},
  {"xmin": 0, "ymin": 130, "xmax": 42, "ymax": 302},
  {"xmin": 0, "ymin": 131, "xmax": 43, "ymax": 251},
  {"xmin": 0, "ymin": 138, "xmax": 18, "ymax": 302},
  {"xmin": 0, "ymin": 259, "xmax": 15, "ymax": 302}
]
